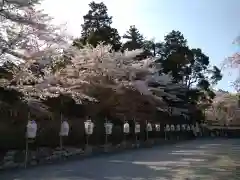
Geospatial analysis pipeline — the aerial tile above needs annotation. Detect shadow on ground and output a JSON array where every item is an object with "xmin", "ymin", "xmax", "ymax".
[{"xmin": 0, "ymin": 139, "xmax": 240, "ymax": 180}]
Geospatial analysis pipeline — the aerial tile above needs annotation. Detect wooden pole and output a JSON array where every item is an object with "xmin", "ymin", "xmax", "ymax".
[
  {"xmin": 24, "ymin": 139, "xmax": 28, "ymax": 168},
  {"xmin": 86, "ymin": 134, "xmax": 89, "ymax": 147},
  {"xmin": 164, "ymin": 124, "xmax": 167, "ymax": 140},
  {"xmin": 146, "ymin": 120, "xmax": 148, "ymax": 141},
  {"xmin": 134, "ymin": 118, "xmax": 138, "ymax": 147},
  {"xmin": 25, "ymin": 112, "xmax": 30, "ymax": 168},
  {"xmin": 105, "ymin": 118, "xmax": 108, "ymax": 145},
  {"xmin": 60, "ymin": 113, "xmax": 63, "ymax": 150}
]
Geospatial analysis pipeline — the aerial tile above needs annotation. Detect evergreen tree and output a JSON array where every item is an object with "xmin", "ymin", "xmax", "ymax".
[
  {"xmin": 122, "ymin": 25, "xmax": 144, "ymax": 51},
  {"xmin": 73, "ymin": 1, "xmax": 121, "ymax": 51},
  {"xmin": 142, "ymin": 39, "xmax": 163, "ymax": 57},
  {"xmin": 157, "ymin": 30, "xmax": 222, "ymax": 104}
]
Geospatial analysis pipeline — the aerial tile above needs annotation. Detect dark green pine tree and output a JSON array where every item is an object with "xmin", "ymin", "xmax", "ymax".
[
  {"xmin": 142, "ymin": 39, "xmax": 164, "ymax": 57},
  {"xmin": 122, "ymin": 25, "xmax": 144, "ymax": 51},
  {"xmin": 157, "ymin": 30, "xmax": 222, "ymax": 104},
  {"xmin": 73, "ymin": 1, "xmax": 122, "ymax": 51}
]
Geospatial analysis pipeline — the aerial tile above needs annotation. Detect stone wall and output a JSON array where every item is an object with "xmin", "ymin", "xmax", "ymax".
[{"xmin": 0, "ymin": 137, "xmax": 195, "ymax": 171}]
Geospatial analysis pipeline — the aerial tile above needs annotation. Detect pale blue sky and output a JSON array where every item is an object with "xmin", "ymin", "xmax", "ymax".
[{"xmin": 42, "ymin": 0, "xmax": 240, "ymax": 92}]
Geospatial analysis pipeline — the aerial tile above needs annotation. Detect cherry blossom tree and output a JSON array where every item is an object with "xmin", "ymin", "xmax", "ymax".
[
  {"xmin": 40, "ymin": 43, "xmax": 190, "ymax": 120},
  {"xmin": 0, "ymin": 0, "xmax": 188, "ymax": 118},
  {"xmin": 0, "ymin": 0, "xmax": 70, "ymax": 63},
  {"xmin": 59, "ymin": 44, "xmax": 176, "ymax": 101},
  {"xmin": 0, "ymin": 0, "xmax": 73, "ymax": 115},
  {"xmin": 9, "ymin": 42, "xmax": 180, "ymax": 113},
  {"xmin": 222, "ymin": 36, "xmax": 240, "ymax": 92},
  {"xmin": 206, "ymin": 91, "xmax": 240, "ymax": 125}
]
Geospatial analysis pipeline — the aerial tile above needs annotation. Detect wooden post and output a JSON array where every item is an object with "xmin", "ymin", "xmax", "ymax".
[
  {"xmin": 146, "ymin": 120, "xmax": 148, "ymax": 141},
  {"xmin": 134, "ymin": 118, "xmax": 138, "ymax": 146},
  {"xmin": 60, "ymin": 113, "xmax": 63, "ymax": 150},
  {"xmin": 86, "ymin": 134, "xmax": 89, "ymax": 147},
  {"xmin": 25, "ymin": 112, "xmax": 30, "ymax": 168},
  {"xmin": 24, "ymin": 139, "xmax": 28, "ymax": 168},
  {"xmin": 105, "ymin": 118, "xmax": 108, "ymax": 145}
]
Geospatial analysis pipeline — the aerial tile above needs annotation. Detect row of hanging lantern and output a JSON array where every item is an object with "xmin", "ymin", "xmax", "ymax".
[
  {"xmin": 164, "ymin": 124, "xmax": 199, "ymax": 132},
  {"xmin": 25, "ymin": 119, "xmax": 200, "ymax": 167},
  {"xmin": 26, "ymin": 120, "xmax": 201, "ymax": 140}
]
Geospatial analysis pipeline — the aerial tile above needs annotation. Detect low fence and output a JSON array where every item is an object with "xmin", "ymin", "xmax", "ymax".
[
  {"xmin": 0, "ymin": 130, "xmax": 196, "ymax": 171},
  {"xmin": 1, "ymin": 122, "xmax": 240, "ymax": 171},
  {"xmin": 202, "ymin": 125, "xmax": 240, "ymax": 138}
]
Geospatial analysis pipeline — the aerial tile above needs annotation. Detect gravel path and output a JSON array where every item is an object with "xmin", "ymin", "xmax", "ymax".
[{"xmin": 0, "ymin": 139, "xmax": 240, "ymax": 180}]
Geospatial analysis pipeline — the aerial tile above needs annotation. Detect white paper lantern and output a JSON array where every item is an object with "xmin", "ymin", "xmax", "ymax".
[
  {"xmin": 200, "ymin": 123, "xmax": 206, "ymax": 127},
  {"xmin": 181, "ymin": 124, "xmax": 186, "ymax": 131},
  {"xmin": 26, "ymin": 120, "xmax": 37, "ymax": 139},
  {"xmin": 187, "ymin": 124, "xmax": 191, "ymax": 131},
  {"xmin": 170, "ymin": 124, "xmax": 175, "ymax": 131},
  {"xmin": 84, "ymin": 120, "xmax": 94, "ymax": 135},
  {"xmin": 195, "ymin": 122, "xmax": 199, "ymax": 127},
  {"xmin": 195, "ymin": 123, "xmax": 200, "ymax": 132},
  {"xmin": 176, "ymin": 124, "xmax": 181, "ymax": 131},
  {"xmin": 135, "ymin": 123, "xmax": 140, "ymax": 133},
  {"xmin": 191, "ymin": 124, "xmax": 195, "ymax": 131},
  {"xmin": 123, "ymin": 122, "xmax": 130, "ymax": 134},
  {"xmin": 165, "ymin": 124, "xmax": 170, "ymax": 132},
  {"xmin": 155, "ymin": 124, "xmax": 160, "ymax": 131},
  {"xmin": 104, "ymin": 122, "xmax": 113, "ymax": 135},
  {"xmin": 147, "ymin": 122, "xmax": 152, "ymax": 132},
  {"xmin": 59, "ymin": 121, "xmax": 70, "ymax": 136}
]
